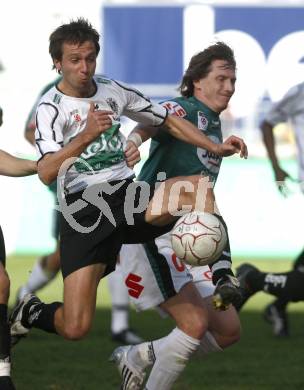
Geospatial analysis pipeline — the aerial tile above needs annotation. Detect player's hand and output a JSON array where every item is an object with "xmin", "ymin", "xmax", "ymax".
[
  {"xmin": 273, "ymin": 166, "xmax": 293, "ymax": 197},
  {"xmin": 124, "ymin": 141, "xmax": 141, "ymax": 168},
  {"xmin": 83, "ymin": 102, "xmax": 113, "ymax": 141},
  {"xmin": 216, "ymin": 135, "xmax": 248, "ymax": 158}
]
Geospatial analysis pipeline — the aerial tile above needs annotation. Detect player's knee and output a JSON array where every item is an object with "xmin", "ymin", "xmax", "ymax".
[
  {"xmin": 0, "ymin": 269, "xmax": 10, "ymax": 302},
  {"xmin": 178, "ymin": 309, "xmax": 208, "ymax": 340},
  {"xmin": 63, "ymin": 321, "xmax": 91, "ymax": 340}
]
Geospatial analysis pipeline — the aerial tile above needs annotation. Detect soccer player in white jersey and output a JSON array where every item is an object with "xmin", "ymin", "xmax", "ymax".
[
  {"xmin": 16, "ymin": 78, "xmax": 143, "ymax": 345},
  {"xmin": 110, "ymin": 42, "xmax": 245, "ymax": 390},
  {"xmin": 9, "ymin": 19, "xmax": 246, "ymax": 376},
  {"xmin": 0, "ymin": 106, "xmax": 37, "ymax": 389},
  {"xmin": 237, "ymin": 82, "xmax": 304, "ymax": 337}
]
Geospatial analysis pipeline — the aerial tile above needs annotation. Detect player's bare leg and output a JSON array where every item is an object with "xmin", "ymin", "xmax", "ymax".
[
  {"xmin": 145, "ymin": 175, "xmax": 216, "ymax": 227},
  {"xmin": 54, "ymin": 263, "xmax": 106, "ymax": 339},
  {"xmin": 10, "ymin": 263, "xmax": 107, "ymax": 342},
  {"xmin": 200, "ymin": 295, "xmax": 240, "ymax": 352}
]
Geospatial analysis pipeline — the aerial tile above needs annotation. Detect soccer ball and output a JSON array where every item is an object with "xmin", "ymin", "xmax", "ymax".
[{"xmin": 171, "ymin": 211, "xmax": 227, "ymax": 266}]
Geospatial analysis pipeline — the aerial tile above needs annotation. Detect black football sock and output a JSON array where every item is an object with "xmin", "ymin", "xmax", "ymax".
[
  {"xmin": 210, "ymin": 215, "xmax": 233, "ymax": 284},
  {"xmin": 245, "ymin": 269, "xmax": 265, "ymax": 293},
  {"xmin": 272, "ymin": 298, "xmax": 289, "ymax": 311},
  {"xmin": 0, "ymin": 304, "xmax": 10, "ymax": 361},
  {"xmin": 24, "ymin": 302, "xmax": 62, "ymax": 334}
]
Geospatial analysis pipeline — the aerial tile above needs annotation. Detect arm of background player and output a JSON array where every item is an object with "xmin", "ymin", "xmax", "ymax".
[
  {"xmin": 260, "ymin": 119, "xmax": 290, "ymax": 185},
  {"xmin": 24, "ymin": 98, "xmax": 39, "ymax": 146},
  {"xmin": 24, "ymin": 120, "xmax": 36, "ymax": 146},
  {"xmin": 0, "ymin": 150, "xmax": 37, "ymax": 177}
]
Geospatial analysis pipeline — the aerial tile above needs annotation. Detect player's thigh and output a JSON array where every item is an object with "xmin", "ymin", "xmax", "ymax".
[
  {"xmin": 63, "ymin": 262, "xmax": 107, "ymax": 326},
  {"xmin": 145, "ymin": 174, "xmax": 216, "ymax": 225},
  {"xmin": 0, "ymin": 224, "xmax": 6, "ymax": 268},
  {"xmin": 203, "ymin": 295, "xmax": 241, "ymax": 338}
]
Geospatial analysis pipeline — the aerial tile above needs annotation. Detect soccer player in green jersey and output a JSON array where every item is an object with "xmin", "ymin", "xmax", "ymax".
[
  {"xmin": 0, "ymin": 106, "xmax": 37, "ymax": 390},
  {"xmin": 111, "ymin": 42, "xmax": 247, "ymax": 390}
]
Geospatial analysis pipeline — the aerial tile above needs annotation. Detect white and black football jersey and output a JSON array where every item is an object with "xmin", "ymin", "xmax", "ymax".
[
  {"xmin": 265, "ymin": 82, "xmax": 304, "ymax": 181},
  {"xmin": 35, "ymin": 75, "xmax": 167, "ymax": 194}
]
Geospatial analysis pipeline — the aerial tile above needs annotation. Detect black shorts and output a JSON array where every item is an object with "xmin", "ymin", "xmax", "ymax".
[
  {"xmin": 59, "ymin": 179, "xmax": 175, "ymax": 279},
  {"xmin": 52, "ymin": 207, "xmax": 60, "ymax": 240},
  {"xmin": 0, "ymin": 225, "xmax": 6, "ymax": 267}
]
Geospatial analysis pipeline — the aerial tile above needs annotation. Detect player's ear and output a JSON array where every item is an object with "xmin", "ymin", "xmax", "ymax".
[
  {"xmin": 193, "ymin": 79, "xmax": 202, "ymax": 91},
  {"xmin": 54, "ymin": 60, "xmax": 62, "ymax": 74}
]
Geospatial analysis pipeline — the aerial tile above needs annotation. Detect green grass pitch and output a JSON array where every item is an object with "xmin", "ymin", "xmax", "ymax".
[{"xmin": 6, "ymin": 256, "xmax": 304, "ymax": 389}]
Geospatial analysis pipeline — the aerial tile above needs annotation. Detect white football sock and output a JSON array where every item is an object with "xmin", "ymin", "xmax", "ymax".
[
  {"xmin": 18, "ymin": 258, "xmax": 55, "ymax": 299},
  {"xmin": 128, "ymin": 342, "xmax": 156, "ymax": 371},
  {"xmin": 108, "ymin": 265, "xmax": 130, "ymax": 334},
  {"xmin": 0, "ymin": 362, "xmax": 10, "ymax": 376},
  {"xmin": 145, "ymin": 328, "xmax": 201, "ymax": 390},
  {"xmin": 199, "ymin": 331, "xmax": 222, "ymax": 356}
]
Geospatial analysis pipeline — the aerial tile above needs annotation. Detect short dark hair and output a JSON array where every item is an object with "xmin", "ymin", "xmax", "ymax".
[
  {"xmin": 49, "ymin": 18, "xmax": 100, "ymax": 67},
  {"xmin": 179, "ymin": 42, "xmax": 236, "ymax": 98}
]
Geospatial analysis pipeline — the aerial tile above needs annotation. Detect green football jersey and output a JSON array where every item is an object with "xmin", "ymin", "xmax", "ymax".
[{"xmin": 138, "ymin": 96, "xmax": 223, "ymax": 185}]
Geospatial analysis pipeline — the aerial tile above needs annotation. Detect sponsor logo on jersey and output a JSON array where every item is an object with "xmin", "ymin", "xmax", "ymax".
[
  {"xmin": 197, "ymin": 134, "xmax": 222, "ymax": 177},
  {"xmin": 106, "ymin": 97, "xmax": 119, "ymax": 115},
  {"xmin": 162, "ymin": 101, "xmax": 186, "ymax": 117},
  {"xmin": 70, "ymin": 109, "xmax": 82, "ymax": 123},
  {"xmin": 200, "ymin": 150, "xmax": 221, "ymax": 167},
  {"xmin": 197, "ymin": 111, "xmax": 208, "ymax": 131}
]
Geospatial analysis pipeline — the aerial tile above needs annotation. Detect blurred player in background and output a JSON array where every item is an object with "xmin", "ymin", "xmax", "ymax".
[
  {"xmin": 236, "ymin": 82, "xmax": 304, "ymax": 337},
  {"xmin": 110, "ymin": 42, "xmax": 247, "ymax": 390},
  {"xmin": 16, "ymin": 77, "xmax": 143, "ymax": 345},
  {"xmin": 0, "ymin": 106, "xmax": 37, "ymax": 389}
]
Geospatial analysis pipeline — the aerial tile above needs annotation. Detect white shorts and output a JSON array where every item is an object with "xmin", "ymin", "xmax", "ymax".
[{"xmin": 119, "ymin": 232, "xmax": 215, "ymax": 311}]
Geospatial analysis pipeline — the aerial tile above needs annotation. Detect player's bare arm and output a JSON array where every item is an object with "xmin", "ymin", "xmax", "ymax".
[
  {"xmin": 0, "ymin": 150, "xmax": 37, "ymax": 177},
  {"xmin": 131, "ymin": 118, "xmax": 248, "ymax": 159},
  {"xmin": 261, "ymin": 119, "xmax": 289, "ymax": 181},
  {"xmin": 38, "ymin": 103, "xmax": 113, "ymax": 184}
]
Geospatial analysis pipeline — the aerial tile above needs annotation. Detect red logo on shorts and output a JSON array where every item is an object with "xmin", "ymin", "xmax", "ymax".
[
  {"xmin": 125, "ymin": 273, "xmax": 144, "ymax": 299},
  {"xmin": 171, "ymin": 253, "xmax": 185, "ymax": 272},
  {"xmin": 203, "ymin": 270, "xmax": 212, "ymax": 280}
]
